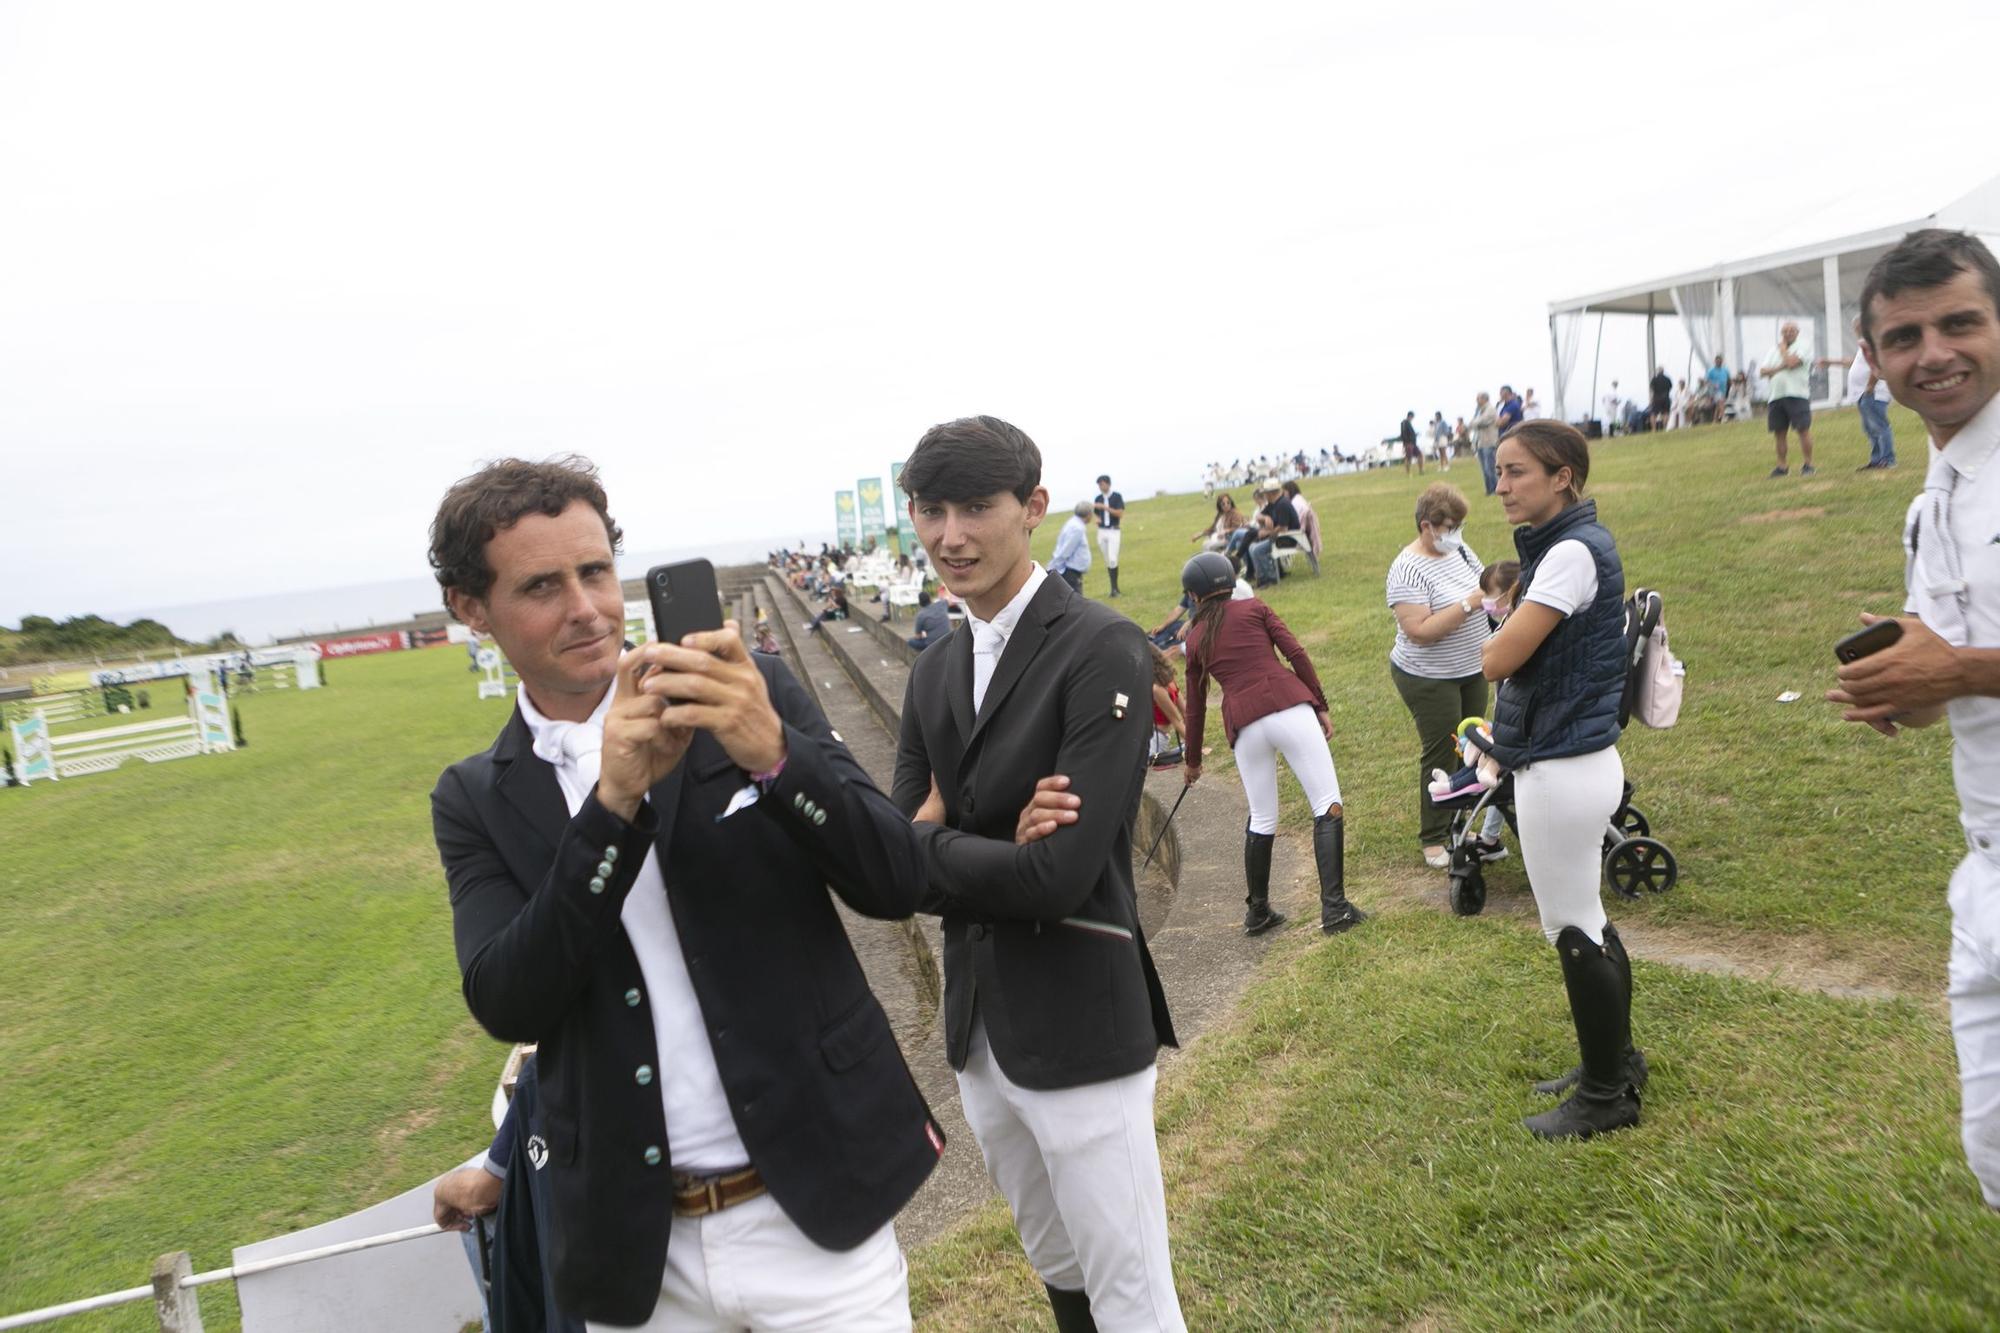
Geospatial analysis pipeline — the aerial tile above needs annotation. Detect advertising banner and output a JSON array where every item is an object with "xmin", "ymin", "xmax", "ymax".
[
  {"xmin": 12, "ymin": 713, "xmax": 55, "ymax": 783},
  {"xmin": 835, "ymin": 490, "xmax": 858, "ymax": 547},
  {"xmin": 857, "ymin": 476, "xmax": 887, "ymax": 544},
  {"xmin": 317, "ymin": 631, "xmax": 409, "ymax": 659},
  {"xmin": 890, "ymin": 461, "xmax": 918, "ymax": 556}
]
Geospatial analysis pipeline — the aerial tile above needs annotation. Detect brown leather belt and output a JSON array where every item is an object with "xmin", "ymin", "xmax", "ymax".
[{"xmin": 672, "ymin": 1165, "xmax": 766, "ymax": 1218}]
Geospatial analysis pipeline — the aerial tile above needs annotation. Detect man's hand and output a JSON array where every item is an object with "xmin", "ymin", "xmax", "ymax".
[
  {"xmin": 599, "ymin": 647, "xmax": 695, "ymax": 821},
  {"xmin": 1015, "ymin": 775, "xmax": 1081, "ymax": 845},
  {"xmin": 914, "ymin": 777, "xmax": 946, "ymax": 825},
  {"xmin": 640, "ymin": 621, "xmax": 787, "ymax": 775},
  {"xmin": 1826, "ymin": 613, "xmax": 1959, "ymax": 735},
  {"xmin": 433, "ymin": 1166, "xmax": 502, "ymax": 1232}
]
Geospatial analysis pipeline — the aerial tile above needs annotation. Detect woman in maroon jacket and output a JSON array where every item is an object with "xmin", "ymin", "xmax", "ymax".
[{"xmin": 1180, "ymin": 552, "xmax": 1367, "ymax": 936}]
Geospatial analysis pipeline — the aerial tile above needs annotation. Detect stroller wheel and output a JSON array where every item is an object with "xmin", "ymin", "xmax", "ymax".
[
  {"xmin": 1613, "ymin": 805, "xmax": 1650, "ymax": 839},
  {"xmin": 1603, "ymin": 836, "xmax": 1677, "ymax": 899},
  {"xmin": 1448, "ymin": 864, "xmax": 1486, "ymax": 917}
]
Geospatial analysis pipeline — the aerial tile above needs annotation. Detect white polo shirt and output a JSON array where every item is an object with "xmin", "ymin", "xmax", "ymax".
[
  {"xmin": 1902, "ymin": 390, "xmax": 2000, "ymax": 839},
  {"xmin": 1764, "ymin": 339, "xmax": 1814, "ymax": 400}
]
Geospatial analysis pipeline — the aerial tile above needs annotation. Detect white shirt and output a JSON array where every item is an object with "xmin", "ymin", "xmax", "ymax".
[
  {"xmin": 964, "ymin": 561, "xmax": 1048, "ymax": 713},
  {"xmin": 1523, "ymin": 540, "xmax": 1600, "ymax": 617},
  {"xmin": 516, "ymin": 682, "xmax": 752, "ymax": 1172},
  {"xmin": 1901, "ymin": 391, "xmax": 2000, "ymax": 836},
  {"xmin": 1846, "ymin": 349, "xmax": 1893, "ymax": 403},
  {"xmin": 1763, "ymin": 338, "xmax": 1814, "ymax": 400}
]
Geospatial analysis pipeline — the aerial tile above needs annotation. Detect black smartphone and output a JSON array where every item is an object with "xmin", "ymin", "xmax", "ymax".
[
  {"xmin": 646, "ymin": 559, "xmax": 724, "ymax": 648},
  {"xmin": 1834, "ymin": 619, "xmax": 1903, "ymax": 664}
]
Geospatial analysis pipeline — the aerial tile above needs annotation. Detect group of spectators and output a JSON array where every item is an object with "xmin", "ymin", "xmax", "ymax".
[
  {"xmin": 1202, "ymin": 449, "xmax": 1354, "ymax": 493},
  {"xmin": 1398, "ymin": 387, "xmax": 1534, "ymax": 496}
]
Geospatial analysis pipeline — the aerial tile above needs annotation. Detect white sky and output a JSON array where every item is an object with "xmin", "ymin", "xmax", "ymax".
[{"xmin": 5, "ymin": 0, "xmax": 2000, "ymax": 626}]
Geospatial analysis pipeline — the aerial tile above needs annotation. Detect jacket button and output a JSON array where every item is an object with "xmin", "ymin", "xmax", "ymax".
[
  {"xmin": 793, "ymin": 792, "xmax": 805, "ymax": 810},
  {"xmin": 643, "ymin": 1145, "xmax": 662, "ymax": 1166},
  {"xmin": 625, "ymin": 987, "xmax": 642, "ymax": 1007},
  {"xmin": 603, "ymin": 845, "xmax": 620, "ymax": 864},
  {"xmin": 964, "ymin": 796, "xmax": 976, "ymax": 813},
  {"xmin": 635, "ymin": 1064, "xmax": 654, "ymax": 1086},
  {"xmin": 813, "ymin": 810, "xmax": 827, "ymax": 826},
  {"xmin": 714, "ymin": 1026, "xmax": 730, "ymax": 1041},
  {"xmin": 595, "ymin": 860, "xmax": 614, "ymax": 878},
  {"xmin": 588, "ymin": 876, "xmax": 606, "ymax": 895},
  {"xmin": 743, "ymin": 1100, "xmax": 757, "ymax": 1118}
]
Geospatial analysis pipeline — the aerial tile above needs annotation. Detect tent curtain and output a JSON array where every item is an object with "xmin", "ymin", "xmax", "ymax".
[
  {"xmin": 1549, "ymin": 311, "xmax": 1584, "ymax": 420},
  {"xmin": 1670, "ymin": 281, "xmax": 1719, "ymax": 370}
]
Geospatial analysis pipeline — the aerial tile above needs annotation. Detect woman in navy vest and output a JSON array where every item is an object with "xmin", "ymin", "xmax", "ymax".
[{"xmin": 1482, "ymin": 421, "xmax": 1645, "ymax": 1140}]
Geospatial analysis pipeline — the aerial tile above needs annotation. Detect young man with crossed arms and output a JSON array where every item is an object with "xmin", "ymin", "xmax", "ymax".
[{"xmin": 893, "ymin": 415, "xmax": 1185, "ymax": 1331}]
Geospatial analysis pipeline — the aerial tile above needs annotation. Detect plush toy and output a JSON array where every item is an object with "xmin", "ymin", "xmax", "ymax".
[{"xmin": 1428, "ymin": 715, "xmax": 1507, "ymax": 801}]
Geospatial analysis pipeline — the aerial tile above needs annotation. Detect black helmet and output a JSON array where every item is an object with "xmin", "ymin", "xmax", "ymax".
[{"xmin": 1181, "ymin": 552, "xmax": 1235, "ymax": 598}]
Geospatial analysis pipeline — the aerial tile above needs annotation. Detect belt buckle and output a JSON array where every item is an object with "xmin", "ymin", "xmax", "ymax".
[{"xmin": 704, "ymin": 1176, "xmax": 724, "ymax": 1215}]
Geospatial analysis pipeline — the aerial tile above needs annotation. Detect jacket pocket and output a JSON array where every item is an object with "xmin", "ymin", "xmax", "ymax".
[{"xmin": 819, "ymin": 996, "xmax": 892, "ymax": 1072}]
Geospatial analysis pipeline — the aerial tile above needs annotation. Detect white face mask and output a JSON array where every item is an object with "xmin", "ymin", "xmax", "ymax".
[{"xmin": 1433, "ymin": 527, "xmax": 1465, "ymax": 552}]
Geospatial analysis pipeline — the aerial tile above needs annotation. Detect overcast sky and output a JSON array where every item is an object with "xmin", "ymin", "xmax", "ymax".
[{"xmin": 6, "ymin": 0, "xmax": 2000, "ymax": 627}]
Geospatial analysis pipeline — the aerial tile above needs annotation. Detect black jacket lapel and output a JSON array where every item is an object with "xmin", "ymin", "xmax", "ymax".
[
  {"xmin": 493, "ymin": 706, "xmax": 568, "ymax": 857},
  {"xmin": 947, "ymin": 618, "xmax": 974, "ymax": 745},
  {"xmin": 967, "ymin": 575, "xmax": 1068, "ymax": 749}
]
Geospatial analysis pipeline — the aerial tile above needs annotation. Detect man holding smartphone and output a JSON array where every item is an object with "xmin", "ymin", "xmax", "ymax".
[
  {"xmin": 1829, "ymin": 229, "xmax": 2000, "ymax": 1209},
  {"xmin": 427, "ymin": 456, "xmax": 941, "ymax": 1328}
]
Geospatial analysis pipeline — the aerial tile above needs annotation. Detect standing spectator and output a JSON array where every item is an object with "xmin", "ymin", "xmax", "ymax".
[
  {"xmin": 1453, "ymin": 416, "xmax": 1471, "ymax": 458},
  {"xmin": 1180, "ymin": 552, "xmax": 1367, "ymax": 935},
  {"xmin": 1601, "ymin": 380, "xmax": 1622, "ymax": 436},
  {"xmin": 1482, "ymin": 421, "xmax": 1644, "ymax": 1140},
  {"xmin": 1670, "ymin": 379, "xmax": 1690, "ymax": 430},
  {"xmin": 1401, "ymin": 411, "xmax": 1423, "ymax": 473},
  {"xmin": 1430, "ymin": 412, "xmax": 1453, "ymax": 471},
  {"xmin": 1761, "ymin": 320, "xmax": 1817, "ymax": 476},
  {"xmin": 1521, "ymin": 387, "xmax": 1545, "ymax": 420},
  {"xmin": 1247, "ymin": 479, "xmax": 1301, "ymax": 589},
  {"xmin": 1048, "ymin": 499, "xmax": 1093, "ymax": 594},
  {"xmin": 1704, "ymin": 354, "xmax": 1731, "ymax": 407},
  {"xmin": 1820, "ymin": 315, "xmax": 1898, "ymax": 470},
  {"xmin": 1092, "ymin": 474, "xmax": 1126, "ymax": 598},
  {"xmin": 1471, "ymin": 392, "xmax": 1502, "ymax": 496},
  {"xmin": 1386, "ymin": 483, "xmax": 1501, "ymax": 868},
  {"xmin": 1830, "ymin": 228, "xmax": 2000, "ymax": 1206},
  {"xmin": 906, "ymin": 589, "xmax": 953, "ymax": 652},
  {"xmin": 1648, "ymin": 367, "xmax": 1673, "ymax": 431},
  {"xmin": 1497, "ymin": 385, "xmax": 1525, "ymax": 438}
]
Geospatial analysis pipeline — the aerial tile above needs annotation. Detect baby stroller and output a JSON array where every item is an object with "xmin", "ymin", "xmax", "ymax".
[{"xmin": 1435, "ymin": 589, "xmax": 1680, "ymax": 918}]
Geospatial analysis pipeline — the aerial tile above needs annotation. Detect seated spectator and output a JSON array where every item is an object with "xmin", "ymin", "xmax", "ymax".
[
  {"xmin": 1281, "ymin": 480, "xmax": 1322, "ymax": 575},
  {"xmin": 906, "ymin": 589, "xmax": 952, "ymax": 652},
  {"xmin": 805, "ymin": 584, "xmax": 850, "ymax": 634},
  {"xmin": 1247, "ymin": 478, "xmax": 1300, "ymax": 588}
]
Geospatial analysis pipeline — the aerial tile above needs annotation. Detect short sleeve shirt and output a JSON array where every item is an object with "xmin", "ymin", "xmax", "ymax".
[
  {"xmin": 1522, "ymin": 540, "xmax": 1599, "ymax": 617},
  {"xmin": 1497, "ymin": 398, "xmax": 1524, "ymax": 433},
  {"xmin": 1763, "ymin": 340, "xmax": 1814, "ymax": 400},
  {"xmin": 1387, "ymin": 544, "xmax": 1487, "ymax": 677},
  {"xmin": 1706, "ymin": 365, "xmax": 1731, "ymax": 396}
]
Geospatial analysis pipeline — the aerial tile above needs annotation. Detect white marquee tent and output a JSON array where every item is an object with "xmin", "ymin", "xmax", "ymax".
[{"xmin": 1547, "ymin": 171, "xmax": 2000, "ymax": 422}]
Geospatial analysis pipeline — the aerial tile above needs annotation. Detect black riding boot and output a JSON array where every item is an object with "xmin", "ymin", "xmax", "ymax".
[
  {"xmin": 1107, "ymin": 565, "xmax": 1120, "ymax": 597},
  {"xmin": 1243, "ymin": 829, "xmax": 1286, "ymax": 935},
  {"xmin": 1531, "ymin": 923, "xmax": 1647, "ymax": 1095},
  {"xmin": 1313, "ymin": 810, "xmax": 1366, "ymax": 933},
  {"xmin": 1523, "ymin": 925, "xmax": 1642, "ymax": 1140},
  {"xmin": 1046, "ymin": 1284, "xmax": 1097, "ymax": 1332}
]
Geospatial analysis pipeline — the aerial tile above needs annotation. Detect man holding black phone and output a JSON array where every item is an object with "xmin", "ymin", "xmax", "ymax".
[
  {"xmin": 427, "ymin": 456, "xmax": 942, "ymax": 1328},
  {"xmin": 1829, "ymin": 229, "xmax": 2000, "ymax": 1209}
]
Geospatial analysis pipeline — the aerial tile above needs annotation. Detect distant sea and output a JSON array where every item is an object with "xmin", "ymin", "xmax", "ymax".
[{"xmin": 116, "ymin": 537, "xmax": 791, "ymax": 646}]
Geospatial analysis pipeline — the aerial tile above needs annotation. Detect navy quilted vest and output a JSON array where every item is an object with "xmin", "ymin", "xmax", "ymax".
[{"xmin": 1488, "ymin": 499, "xmax": 1625, "ymax": 769}]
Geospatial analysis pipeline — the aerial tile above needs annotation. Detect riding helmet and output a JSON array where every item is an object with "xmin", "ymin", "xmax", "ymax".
[{"xmin": 1181, "ymin": 551, "xmax": 1235, "ymax": 598}]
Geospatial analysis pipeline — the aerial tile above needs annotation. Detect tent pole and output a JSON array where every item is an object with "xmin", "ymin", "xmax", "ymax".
[
  {"xmin": 1589, "ymin": 311, "xmax": 1605, "ymax": 430},
  {"xmin": 1646, "ymin": 295, "xmax": 1657, "ymax": 387},
  {"xmin": 1822, "ymin": 254, "xmax": 1843, "ymax": 405},
  {"xmin": 1548, "ymin": 315, "xmax": 1563, "ymax": 420}
]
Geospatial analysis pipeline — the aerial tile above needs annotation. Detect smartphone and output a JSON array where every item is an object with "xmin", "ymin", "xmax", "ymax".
[
  {"xmin": 646, "ymin": 559, "xmax": 724, "ymax": 648},
  {"xmin": 1834, "ymin": 619, "xmax": 1903, "ymax": 664}
]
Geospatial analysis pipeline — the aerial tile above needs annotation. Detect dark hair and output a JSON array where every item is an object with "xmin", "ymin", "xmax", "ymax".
[
  {"xmin": 1097, "ymin": 474, "xmax": 1112, "ymax": 485},
  {"xmin": 429, "ymin": 455, "xmax": 623, "ymax": 614},
  {"xmin": 1499, "ymin": 420, "xmax": 1590, "ymax": 505},
  {"xmin": 1859, "ymin": 229, "xmax": 2000, "ymax": 341},
  {"xmin": 1186, "ymin": 590, "xmax": 1232, "ymax": 669},
  {"xmin": 918, "ymin": 589, "xmax": 932, "ymax": 607},
  {"xmin": 1281, "ymin": 479, "xmax": 1301, "ymax": 498},
  {"xmin": 900, "ymin": 415, "xmax": 1041, "ymax": 504},
  {"xmin": 1480, "ymin": 559, "xmax": 1520, "ymax": 596},
  {"xmin": 1147, "ymin": 639, "xmax": 1176, "ymax": 687}
]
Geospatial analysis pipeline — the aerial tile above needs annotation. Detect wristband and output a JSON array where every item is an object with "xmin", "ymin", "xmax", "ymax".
[{"xmin": 748, "ymin": 753, "xmax": 787, "ymax": 788}]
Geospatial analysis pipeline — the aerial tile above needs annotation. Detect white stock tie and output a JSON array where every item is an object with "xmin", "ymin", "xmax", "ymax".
[
  {"xmin": 534, "ymin": 720, "xmax": 604, "ymax": 798},
  {"xmin": 971, "ymin": 621, "xmax": 1006, "ymax": 714},
  {"xmin": 1926, "ymin": 460, "xmax": 1971, "ymax": 648}
]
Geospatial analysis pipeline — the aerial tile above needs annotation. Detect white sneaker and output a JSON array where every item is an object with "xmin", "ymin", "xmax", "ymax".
[{"xmin": 1424, "ymin": 847, "xmax": 1450, "ymax": 869}]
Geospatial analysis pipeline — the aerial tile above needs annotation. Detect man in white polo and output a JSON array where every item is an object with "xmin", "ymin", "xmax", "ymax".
[
  {"xmin": 1761, "ymin": 320, "xmax": 1817, "ymax": 477},
  {"xmin": 1829, "ymin": 228, "xmax": 2000, "ymax": 1208}
]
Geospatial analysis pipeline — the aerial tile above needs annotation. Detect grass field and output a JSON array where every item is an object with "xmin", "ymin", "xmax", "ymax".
[{"xmin": 3, "ymin": 405, "xmax": 1993, "ymax": 1328}]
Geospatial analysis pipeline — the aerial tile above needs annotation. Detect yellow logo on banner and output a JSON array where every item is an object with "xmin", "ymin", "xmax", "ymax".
[
  {"xmin": 837, "ymin": 493, "xmax": 855, "ymax": 513},
  {"xmin": 859, "ymin": 480, "xmax": 882, "ymax": 505}
]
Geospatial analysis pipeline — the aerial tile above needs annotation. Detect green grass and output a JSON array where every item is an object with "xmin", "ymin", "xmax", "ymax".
[
  {"xmin": 1037, "ymin": 406, "xmax": 1961, "ymax": 989},
  {"xmin": 0, "ymin": 649, "xmax": 509, "ymax": 1327},
  {"xmin": 2, "ymin": 407, "xmax": 1987, "ymax": 1328},
  {"xmin": 913, "ymin": 909, "xmax": 1998, "ymax": 1329}
]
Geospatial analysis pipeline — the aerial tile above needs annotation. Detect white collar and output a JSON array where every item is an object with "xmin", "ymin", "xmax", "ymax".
[
  {"xmin": 1931, "ymin": 390, "xmax": 2000, "ymax": 485},
  {"xmin": 964, "ymin": 561, "xmax": 1047, "ymax": 647},
  {"xmin": 517, "ymin": 678, "xmax": 614, "ymax": 753}
]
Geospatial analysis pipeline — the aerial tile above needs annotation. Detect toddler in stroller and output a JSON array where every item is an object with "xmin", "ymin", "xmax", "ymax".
[{"xmin": 1433, "ymin": 589, "xmax": 1681, "ymax": 916}]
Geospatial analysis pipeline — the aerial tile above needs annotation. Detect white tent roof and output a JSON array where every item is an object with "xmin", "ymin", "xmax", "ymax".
[{"xmin": 1550, "ymin": 170, "xmax": 2000, "ymax": 317}]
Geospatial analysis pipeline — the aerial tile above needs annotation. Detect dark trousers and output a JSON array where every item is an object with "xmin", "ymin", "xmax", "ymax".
[
  {"xmin": 1058, "ymin": 568, "xmax": 1084, "ymax": 594},
  {"xmin": 1389, "ymin": 661, "xmax": 1490, "ymax": 847}
]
